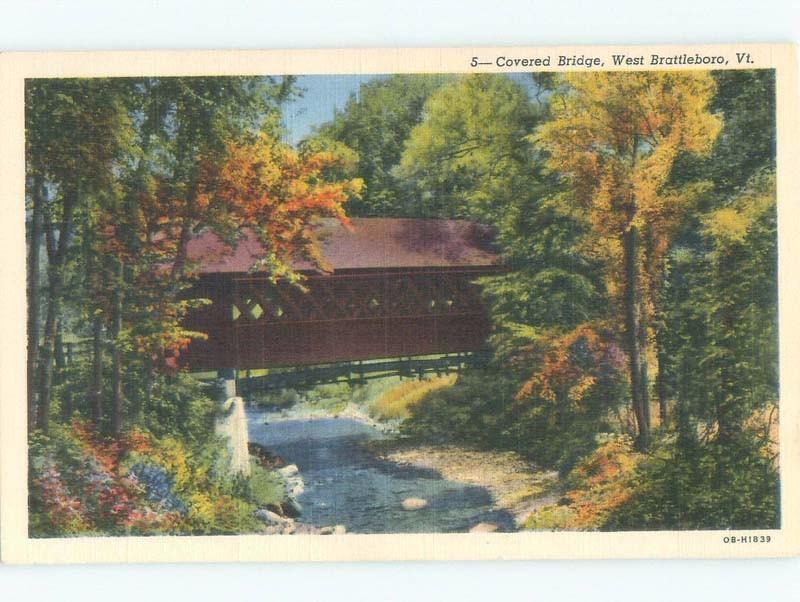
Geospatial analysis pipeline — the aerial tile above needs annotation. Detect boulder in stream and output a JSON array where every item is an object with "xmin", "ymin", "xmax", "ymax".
[
  {"xmin": 401, "ymin": 497, "xmax": 428, "ymax": 511},
  {"xmin": 469, "ymin": 522, "xmax": 499, "ymax": 533},
  {"xmin": 278, "ymin": 463, "xmax": 299, "ymax": 478},
  {"xmin": 255, "ymin": 509, "xmax": 287, "ymax": 525},
  {"xmin": 248, "ymin": 442, "xmax": 285, "ymax": 469}
]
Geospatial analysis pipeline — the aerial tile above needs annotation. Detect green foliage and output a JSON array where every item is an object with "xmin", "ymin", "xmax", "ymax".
[
  {"xmin": 398, "ymin": 74, "xmax": 539, "ymax": 221},
  {"xmin": 402, "ymin": 371, "xmax": 517, "ymax": 447},
  {"xmin": 138, "ymin": 373, "xmax": 217, "ymax": 444},
  {"xmin": 524, "ymin": 504, "xmax": 576, "ymax": 531},
  {"xmin": 244, "ymin": 462, "xmax": 287, "ymax": 508},
  {"xmin": 607, "ymin": 434, "xmax": 779, "ymax": 530},
  {"xmin": 658, "ymin": 170, "xmax": 778, "ymax": 440},
  {"xmin": 312, "ymin": 74, "xmax": 446, "ymax": 216},
  {"xmin": 367, "ymin": 375, "xmax": 457, "ymax": 421},
  {"xmin": 249, "ymin": 387, "xmax": 302, "ymax": 409},
  {"xmin": 673, "ymin": 70, "xmax": 775, "ymax": 198},
  {"xmin": 480, "ymin": 194, "xmax": 606, "ymax": 342},
  {"xmin": 27, "ymin": 68, "xmax": 782, "ymax": 535},
  {"xmin": 607, "ymin": 167, "xmax": 779, "ymax": 531},
  {"xmin": 53, "ymin": 361, "xmax": 216, "ymax": 445}
]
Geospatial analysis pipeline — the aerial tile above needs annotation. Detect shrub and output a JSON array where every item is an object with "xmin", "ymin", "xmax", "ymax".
[
  {"xmin": 29, "ymin": 417, "xmax": 274, "ymax": 537},
  {"xmin": 29, "ymin": 420, "xmax": 183, "ymax": 537},
  {"xmin": 606, "ymin": 432, "xmax": 779, "ymax": 530},
  {"xmin": 401, "ymin": 371, "xmax": 518, "ymax": 448},
  {"xmin": 524, "ymin": 434, "xmax": 642, "ymax": 531},
  {"xmin": 244, "ymin": 462, "xmax": 286, "ymax": 508},
  {"xmin": 369, "ymin": 375, "xmax": 457, "ymax": 420}
]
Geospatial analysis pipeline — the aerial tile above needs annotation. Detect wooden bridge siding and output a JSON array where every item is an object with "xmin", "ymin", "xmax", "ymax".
[{"xmin": 182, "ymin": 268, "xmax": 495, "ymax": 370}]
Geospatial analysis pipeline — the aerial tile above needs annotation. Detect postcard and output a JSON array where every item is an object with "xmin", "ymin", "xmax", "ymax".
[{"xmin": 0, "ymin": 43, "xmax": 798, "ymax": 563}]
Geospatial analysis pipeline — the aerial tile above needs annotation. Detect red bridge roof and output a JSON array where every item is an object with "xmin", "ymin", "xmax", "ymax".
[{"xmin": 186, "ymin": 218, "xmax": 499, "ymax": 274}]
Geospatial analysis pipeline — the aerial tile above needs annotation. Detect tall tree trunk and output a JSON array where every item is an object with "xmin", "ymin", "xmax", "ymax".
[
  {"xmin": 54, "ymin": 323, "xmax": 66, "ymax": 385},
  {"xmin": 656, "ymin": 343, "xmax": 669, "ymax": 427},
  {"xmin": 170, "ymin": 218, "xmax": 193, "ymax": 284},
  {"xmin": 110, "ymin": 259, "xmax": 125, "ymax": 439},
  {"xmin": 54, "ymin": 322, "xmax": 71, "ymax": 418},
  {"xmin": 90, "ymin": 314, "xmax": 104, "ymax": 424},
  {"xmin": 37, "ymin": 186, "xmax": 76, "ymax": 433},
  {"xmin": 27, "ymin": 174, "xmax": 45, "ymax": 432},
  {"xmin": 36, "ymin": 299, "xmax": 59, "ymax": 434},
  {"xmin": 623, "ymin": 224, "xmax": 650, "ymax": 450}
]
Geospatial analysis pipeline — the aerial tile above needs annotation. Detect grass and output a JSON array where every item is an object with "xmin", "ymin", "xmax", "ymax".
[
  {"xmin": 247, "ymin": 462, "xmax": 287, "ymax": 507},
  {"xmin": 368, "ymin": 375, "xmax": 457, "ymax": 421},
  {"xmin": 522, "ymin": 434, "xmax": 642, "ymax": 531}
]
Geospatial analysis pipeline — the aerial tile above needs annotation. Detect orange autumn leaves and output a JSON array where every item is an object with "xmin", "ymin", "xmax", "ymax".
[
  {"xmin": 97, "ymin": 130, "xmax": 362, "ymax": 367},
  {"xmin": 516, "ymin": 324, "xmax": 624, "ymax": 407},
  {"xmin": 206, "ymin": 132, "xmax": 363, "ymax": 274},
  {"xmin": 101, "ymin": 130, "xmax": 362, "ymax": 271},
  {"xmin": 524, "ymin": 435, "xmax": 643, "ymax": 530}
]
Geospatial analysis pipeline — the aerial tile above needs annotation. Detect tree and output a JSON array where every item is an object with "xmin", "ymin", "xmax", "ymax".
[
  {"xmin": 538, "ymin": 72, "xmax": 722, "ymax": 449},
  {"xmin": 656, "ymin": 69, "xmax": 777, "ymax": 433},
  {"xmin": 97, "ymin": 123, "xmax": 362, "ymax": 437},
  {"xmin": 313, "ymin": 74, "xmax": 445, "ymax": 216},
  {"xmin": 26, "ymin": 78, "xmax": 134, "ymax": 433},
  {"xmin": 93, "ymin": 76, "xmax": 287, "ymax": 437},
  {"xmin": 398, "ymin": 74, "xmax": 538, "ymax": 222}
]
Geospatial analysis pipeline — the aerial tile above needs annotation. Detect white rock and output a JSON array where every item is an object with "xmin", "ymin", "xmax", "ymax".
[
  {"xmin": 469, "ymin": 522, "xmax": 498, "ymax": 533},
  {"xmin": 255, "ymin": 509, "xmax": 286, "ymax": 525},
  {"xmin": 278, "ymin": 464, "xmax": 299, "ymax": 477},
  {"xmin": 319, "ymin": 526, "xmax": 335, "ymax": 535},
  {"xmin": 401, "ymin": 497, "xmax": 428, "ymax": 511},
  {"xmin": 333, "ymin": 524, "xmax": 347, "ymax": 535}
]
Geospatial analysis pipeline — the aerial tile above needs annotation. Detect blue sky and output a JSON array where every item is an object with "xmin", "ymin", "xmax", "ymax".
[{"xmin": 282, "ymin": 74, "xmax": 382, "ymax": 145}]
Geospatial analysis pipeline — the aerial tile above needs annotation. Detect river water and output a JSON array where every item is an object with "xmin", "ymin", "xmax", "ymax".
[{"xmin": 246, "ymin": 409, "xmax": 516, "ymax": 533}]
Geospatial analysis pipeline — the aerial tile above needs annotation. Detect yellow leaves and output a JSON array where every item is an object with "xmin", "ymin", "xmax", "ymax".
[
  {"xmin": 704, "ymin": 171, "xmax": 776, "ymax": 245},
  {"xmin": 186, "ymin": 491, "xmax": 216, "ymax": 527},
  {"xmin": 147, "ymin": 436, "xmax": 193, "ymax": 492},
  {"xmin": 568, "ymin": 375, "xmax": 597, "ymax": 402},
  {"xmin": 706, "ymin": 207, "xmax": 751, "ymax": 243},
  {"xmin": 537, "ymin": 71, "xmax": 723, "ymax": 359},
  {"xmin": 370, "ymin": 375, "xmax": 458, "ymax": 421},
  {"xmin": 539, "ymin": 71, "xmax": 721, "ymax": 240}
]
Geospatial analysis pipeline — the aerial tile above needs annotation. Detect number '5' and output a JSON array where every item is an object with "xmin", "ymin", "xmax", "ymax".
[{"xmin": 471, "ymin": 57, "xmax": 478, "ymax": 67}]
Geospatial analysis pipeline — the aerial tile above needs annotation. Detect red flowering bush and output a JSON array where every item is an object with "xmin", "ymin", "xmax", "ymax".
[
  {"xmin": 29, "ymin": 418, "xmax": 263, "ymax": 537},
  {"xmin": 29, "ymin": 420, "xmax": 184, "ymax": 536}
]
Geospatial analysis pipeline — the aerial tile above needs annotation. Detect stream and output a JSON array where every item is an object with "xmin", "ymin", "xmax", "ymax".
[{"xmin": 246, "ymin": 408, "xmax": 516, "ymax": 533}]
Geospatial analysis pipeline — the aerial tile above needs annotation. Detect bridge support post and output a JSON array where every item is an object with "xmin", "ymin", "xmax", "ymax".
[
  {"xmin": 214, "ymin": 367, "xmax": 250, "ymax": 477},
  {"xmin": 218, "ymin": 368, "xmax": 237, "ymax": 399}
]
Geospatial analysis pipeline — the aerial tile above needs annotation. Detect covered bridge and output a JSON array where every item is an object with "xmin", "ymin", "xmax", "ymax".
[{"xmin": 181, "ymin": 218, "xmax": 501, "ymax": 372}]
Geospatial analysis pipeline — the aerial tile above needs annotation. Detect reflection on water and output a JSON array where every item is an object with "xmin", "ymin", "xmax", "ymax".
[{"xmin": 247, "ymin": 410, "xmax": 516, "ymax": 533}]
